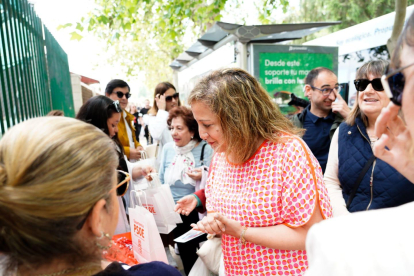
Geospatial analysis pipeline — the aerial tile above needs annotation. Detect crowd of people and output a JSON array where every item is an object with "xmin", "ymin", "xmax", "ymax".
[{"xmin": 1, "ymin": 10, "xmax": 414, "ymax": 276}]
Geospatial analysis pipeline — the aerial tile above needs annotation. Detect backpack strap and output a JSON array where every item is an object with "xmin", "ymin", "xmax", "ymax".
[{"xmin": 346, "ymin": 155, "xmax": 376, "ymax": 209}]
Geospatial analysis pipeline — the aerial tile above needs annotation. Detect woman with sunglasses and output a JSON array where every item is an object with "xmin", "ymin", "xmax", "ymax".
[
  {"xmin": 144, "ymin": 82, "xmax": 180, "ymax": 166},
  {"xmin": 324, "ymin": 60, "xmax": 414, "ymax": 217},
  {"xmin": 76, "ymin": 96, "xmax": 154, "ymax": 216},
  {"xmin": 0, "ymin": 117, "xmax": 181, "ymax": 276}
]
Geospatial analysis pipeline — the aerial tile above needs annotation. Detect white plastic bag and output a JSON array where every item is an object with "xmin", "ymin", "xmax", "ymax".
[
  {"xmin": 131, "ymin": 189, "xmax": 177, "ymax": 234},
  {"xmin": 129, "ymin": 206, "xmax": 168, "ymax": 264},
  {"xmin": 147, "ymin": 173, "xmax": 182, "ymax": 224}
]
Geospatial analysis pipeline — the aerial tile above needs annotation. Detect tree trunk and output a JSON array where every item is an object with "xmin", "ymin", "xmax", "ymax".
[{"xmin": 387, "ymin": 0, "xmax": 408, "ymax": 55}]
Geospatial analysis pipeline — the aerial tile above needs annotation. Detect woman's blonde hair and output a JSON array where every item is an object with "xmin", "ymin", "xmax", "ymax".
[
  {"xmin": 188, "ymin": 68, "xmax": 302, "ymax": 164},
  {"xmin": 0, "ymin": 117, "xmax": 118, "ymax": 273},
  {"xmin": 346, "ymin": 60, "xmax": 389, "ymax": 126}
]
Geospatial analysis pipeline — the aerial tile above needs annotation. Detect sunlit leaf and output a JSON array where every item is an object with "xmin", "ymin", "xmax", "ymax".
[
  {"xmin": 70, "ymin": 31, "xmax": 83, "ymax": 41},
  {"xmin": 57, "ymin": 23, "xmax": 72, "ymax": 30}
]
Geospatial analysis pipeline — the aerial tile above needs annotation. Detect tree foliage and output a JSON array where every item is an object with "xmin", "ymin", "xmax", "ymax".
[
  {"xmin": 61, "ymin": 0, "xmax": 230, "ymax": 90},
  {"xmin": 61, "ymin": 0, "xmax": 288, "ymax": 90},
  {"xmin": 279, "ymin": 0, "xmax": 414, "ymax": 44}
]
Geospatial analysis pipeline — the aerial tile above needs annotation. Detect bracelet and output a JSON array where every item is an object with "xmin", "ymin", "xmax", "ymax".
[
  {"xmin": 239, "ymin": 226, "xmax": 248, "ymax": 250},
  {"xmin": 191, "ymin": 194, "xmax": 202, "ymax": 207}
]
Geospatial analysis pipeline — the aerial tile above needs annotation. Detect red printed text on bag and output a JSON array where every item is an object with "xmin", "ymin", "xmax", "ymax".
[
  {"xmin": 134, "ymin": 223, "xmax": 145, "ymax": 239},
  {"xmin": 143, "ymin": 204, "xmax": 157, "ymax": 215}
]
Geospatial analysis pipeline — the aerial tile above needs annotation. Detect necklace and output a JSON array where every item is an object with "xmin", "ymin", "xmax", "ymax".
[{"xmin": 366, "ymin": 129, "xmax": 378, "ymax": 141}]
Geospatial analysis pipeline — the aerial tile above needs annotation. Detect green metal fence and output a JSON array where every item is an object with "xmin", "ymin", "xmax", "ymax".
[{"xmin": 0, "ymin": 0, "xmax": 74, "ymax": 137}]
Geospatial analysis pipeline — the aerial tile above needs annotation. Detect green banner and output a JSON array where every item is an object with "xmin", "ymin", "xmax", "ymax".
[
  {"xmin": 251, "ymin": 45, "xmax": 338, "ymax": 114},
  {"xmin": 259, "ymin": 52, "xmax": 334, "ymax": 97}
]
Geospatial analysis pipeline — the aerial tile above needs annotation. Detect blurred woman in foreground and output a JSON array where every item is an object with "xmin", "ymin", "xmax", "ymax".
[{"xmin": 0, "ymin": 117, "xmax": 180, "ymax": 276}]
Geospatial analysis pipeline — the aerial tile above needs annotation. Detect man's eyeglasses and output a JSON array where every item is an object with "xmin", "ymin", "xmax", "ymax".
[
  {"xmin": 310, "ymin": 85, "xmax": 341, "ymax": 97},
  {"xmin": 381, "ymin": 62, "xmax": 414, "ymax": 106},
  {"xmin": 110, "ymin": 100, "xmax": 121, "ymax": 112},
  {"xmin": 115, "ymin": 91, "xmax": 131, "ymax": 99},
  {"xmin": 354, "ymin": 78, "xmax": 384, "ymax": 92},
  {"xmin": 165, "ymin": 92, "xmax": 179, "ymax": 102},
  {"xmin": 76, "ymin": 170, "xmax": 130, "ymax": 230}
]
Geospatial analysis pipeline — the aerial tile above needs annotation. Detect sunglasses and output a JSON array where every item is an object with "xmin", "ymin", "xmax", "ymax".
[
  {"xmin": 115, "ymin": 91, "xmax": 131, "ymax": 99},
  {"xmin": 165, "ymin": 92, "xmax": 179, "ymax": 102},
  {"xmin": 76, "ymin": 170, "xmax": 130, "ymax": 230},
  {"xmin": 111, "ymin": 170, "xmax": 130, "ymax": 197},
  {"xmin": 110, "ymin": 100, "xmax": 121, "ymax": 112},
  {"xmin": 381, "ymin": 62, "xmax": 414, "ymax": 106},
  {"xmin": 354, "ymin": 78, "xmax": 384, "ymax": 92}
]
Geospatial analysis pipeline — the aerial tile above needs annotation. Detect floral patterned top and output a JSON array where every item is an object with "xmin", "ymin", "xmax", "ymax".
[{"xmin": 205, "ymin": 135, "xmax": 332, "ymax": 276}]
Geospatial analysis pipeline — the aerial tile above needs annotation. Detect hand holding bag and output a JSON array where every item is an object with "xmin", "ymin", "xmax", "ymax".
[{"xmin": 129, "ymin": 151, "xmax": 156, "ymax": 190}]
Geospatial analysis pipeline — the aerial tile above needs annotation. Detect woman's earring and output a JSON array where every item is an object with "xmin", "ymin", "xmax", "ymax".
[
  {"xmin": 95, "ymin": 231, "xmax": 112, "ymax": 250},
  {"xmin": 191, "ymin": 136, "xmax": 193, "ymax": 139}
]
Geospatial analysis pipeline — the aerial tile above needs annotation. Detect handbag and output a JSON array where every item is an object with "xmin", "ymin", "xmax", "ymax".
[
  {"xmin": 196, "ymin": 235, "xmax": 222, "ymax": 274},
  {"xmin": 188, "ymin": 256, "xmax": 213, "ymax": 276}
]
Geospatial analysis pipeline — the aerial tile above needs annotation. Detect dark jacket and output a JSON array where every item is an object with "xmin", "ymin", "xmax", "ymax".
[
  {"xmin": 291, "ymin": 104, "xmax": 343, "ymax": 139},
  {"xmin": 338, "ymin": 117, "xmax": 414, "ymax": 212},
  {"xmin": 94, "ymin": 261, "xmax": 181, "ymax": 276}
]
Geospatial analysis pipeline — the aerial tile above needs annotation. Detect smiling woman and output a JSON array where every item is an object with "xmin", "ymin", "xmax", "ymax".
[
  {"xmin": 158, "ymin": 106, "xmax": 213, "ymax": 275},
  {"xmin": 324, "ymin": 60, "xmax": 414, "ymax": 217}
]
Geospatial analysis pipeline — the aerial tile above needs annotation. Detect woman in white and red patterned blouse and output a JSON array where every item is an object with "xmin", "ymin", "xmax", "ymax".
[{"xmin": 189, "ymin": 68, "xmax": 333, "ymax": 276}]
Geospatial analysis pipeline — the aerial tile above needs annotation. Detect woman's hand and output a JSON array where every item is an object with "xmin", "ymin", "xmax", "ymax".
[
  {"xmin": 129, "ymin": 148, "xmax": 142, "ymax": 160},
  {"xmin": 212, "ymin": 213, "xmax": 244, "ymax": 238},
  {"xmin": 132, "ymin": 165, "xmax": 155, "ymax": 181},
  {"xmin": 191, "ymin": 213, "xmax": 226, "ymax": 235},
  {"xmin": 187, "ymin": 167, "xmax": 202, "ymax": 181},
  {"xmin": 143, "ymin": 166, "xmax": 156, "ymax": 181},
  {"xmin": 175, "ymin": 195, "xmax": 197, "ymax": 216},
  {"xmin": 374, "ymin": 102, "xmax": 414, "ymax": 182},
  {"xmin": 154, "ymin": 94, "xmax": 166, "ymax": 111},
  {"xmin": 191, "ymin": 213, "xmax": 243, "ymax": 237}
]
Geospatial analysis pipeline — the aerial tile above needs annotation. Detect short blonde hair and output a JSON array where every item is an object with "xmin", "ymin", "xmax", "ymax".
[
  {"xmin": 188, "ymin": 68, "xmax": 302, "ymax": 164},
  {"xmin": 0, "ymin": 117, "xmax": 118, "ymax": 272},
  {"xmin": 346, "ymin": 60, "xmax": 389, "ymax": 126}
]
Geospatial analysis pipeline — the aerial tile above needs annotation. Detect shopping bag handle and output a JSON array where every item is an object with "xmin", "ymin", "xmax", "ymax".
[
  {"xmin": 130, "ymin": 190, "xmax": 149, "ymax": 208},
  {"xmin": 139, "ymin": 150, "xmax": 148, "ymax": 160},
  {"xmin": 147, "ymin": 173, "xmax": 162, "ymax": 189}
]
